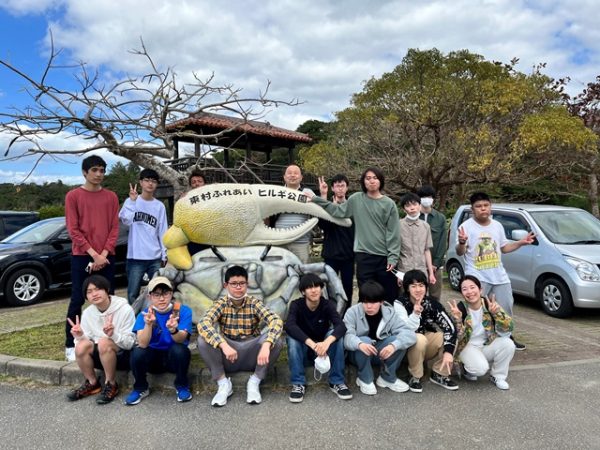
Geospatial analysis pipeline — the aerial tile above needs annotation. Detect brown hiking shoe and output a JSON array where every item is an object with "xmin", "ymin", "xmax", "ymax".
[
  {"xmin": 66, "ymin": 379, "xmax": 101, "ymax": 401},
  {"xmin": 96, "ymin": 381, "xmax": 119, "ymax": 405}
]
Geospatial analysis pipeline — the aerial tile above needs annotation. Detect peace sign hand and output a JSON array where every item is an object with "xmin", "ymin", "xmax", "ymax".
[
  {"xmin": 439, "ymin": 351, "xmax": 454, "ymax": 375},
  {"xmin": 457, "ymin": 227, "xmax": 468, "ymax": 244},
  {"xmin": 318, "ymin": 176, "xmax": 328, "ymax": 197},
  {"xmin": 128, "ymin": 183, "xmax": 139, "ymax": 201},
  {"xmin": 143, "ymin": 307, "xmax": 156, "ymax": 326},
  {"xmin": 67, "ymin": 315, "xmax": 83, "ymax": 338},
  {"xmin": 487, "ymin": 294, "xmax": 500, "ymax": 314},
  {"xmin": 102, "ymin": 313, "xmax": 114, "ymax": 337},
  {"xmin": 447, "ymin": 299, "xmax": 462, "ymax": 322},
  {"xmin": 413, "ymin": 297, "xmax": 423, "ymax": 315}
]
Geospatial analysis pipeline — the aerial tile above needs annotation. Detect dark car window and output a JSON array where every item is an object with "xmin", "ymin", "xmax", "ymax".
[{"xmin": 492, "ymin": 213, "xmax": 531, "ymax": 240}]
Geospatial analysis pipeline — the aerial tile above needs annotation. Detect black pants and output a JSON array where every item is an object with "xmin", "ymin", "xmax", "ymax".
[
  {"xmin": 130, "ymin": 344, "xmax": 191, "ymax": 391},
  {"xmin": 324, "ymin": 257, "xmax": 355, "ymax": 307},
  {"xmin": 355, "ymin": 252, "xmax": 398, "ymax": 303}
]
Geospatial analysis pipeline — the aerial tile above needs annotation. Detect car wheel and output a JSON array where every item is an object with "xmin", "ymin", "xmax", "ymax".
[
  {"xmin": 4, "ymin": 268, "xmax": 46, "ymax": 306},
  {"xmin": 447, "ymin": 261, "xmax": 464, "ymax": 291},
  {"xmin": 538, "ymin": 277, "xmax": 573, "ymax": 318}
]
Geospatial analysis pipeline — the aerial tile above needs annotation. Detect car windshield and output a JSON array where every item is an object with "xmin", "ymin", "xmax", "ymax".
[
  {"xmin": 530, "ymin": 210, "xmax": 600, "ymax": 244},
  {"xmin": 1, "ymin": 219, "xmax": 65, "ymax": 244}
]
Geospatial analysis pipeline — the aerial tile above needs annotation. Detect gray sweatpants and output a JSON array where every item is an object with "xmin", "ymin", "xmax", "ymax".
[{"xmin": 197, "ymin": 333, "xmax": 284, "ymax": 381}]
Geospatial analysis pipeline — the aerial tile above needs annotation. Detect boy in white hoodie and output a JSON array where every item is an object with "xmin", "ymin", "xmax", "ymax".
[{"xmin": 66, "ymin": 275, "xmax": 135, "ymax": 404}]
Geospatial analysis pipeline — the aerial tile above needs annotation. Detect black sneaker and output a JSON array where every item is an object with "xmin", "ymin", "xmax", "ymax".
[
  {"xmin": 96, "ymin": 381, "xmax": 119, "ymax": 405},
  {"xmin": 329, "ymin": 383, "xmax": 353, "ymax": 400},
  {"xmin": 429, "ymin": 372, "xmax": 459, "ymax": 391},
  {"xmin": 289, "ymin": 384, "xmax": 305, "ymax": 403},
  {"xmin": 408, "ymin": 376, "xmax": 423, "ymax": 393},
  {"xmin": 66, "ymin": 379, "xmax": 102, "ymax": 401},
  {"xmin": 511, "ymin": 336, "xmax": 526, "ymax": 351}
]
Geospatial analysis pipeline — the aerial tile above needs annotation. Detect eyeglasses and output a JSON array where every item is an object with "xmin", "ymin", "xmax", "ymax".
[
  {"xmin": 142, "ymin": 178, "xmax": 158, "ymax": 184},
  {"xmin": 227, "ymin": 281, "xmax": 247, "ymax": 288},
  {"xmin": 150, "ymin": 291, "xmax": 172, "ymax": 299}
]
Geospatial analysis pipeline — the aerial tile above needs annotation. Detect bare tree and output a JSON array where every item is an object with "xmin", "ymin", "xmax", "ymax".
[{"xmin": 0, "ymin": 36, "xmax": 299, "ymax": 194}]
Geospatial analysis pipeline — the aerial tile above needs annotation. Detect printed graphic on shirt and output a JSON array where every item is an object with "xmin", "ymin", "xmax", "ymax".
[
  {"xmin": 133, "ymin": 211, "xmax": 158, "ymax": 227},
  {"xmin": 474, "ymin": 232, "xmax": 500, "ymax": 270}
]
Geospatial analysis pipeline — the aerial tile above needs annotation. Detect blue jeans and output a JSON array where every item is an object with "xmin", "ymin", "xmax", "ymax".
[
  {"xmin": 130, "ymin": 343, "xmax": 191, "ymax": 391},
  {"xmin": 126, "ymin": 259, "xmax": 161, "ymax": 305},
  {"xmin": 286, "ymin": 331, "xmax": 346, "ymax": 385},
  {"xmin": 347, "ymin": 336, "xmax": 405, "ymax": 384}
]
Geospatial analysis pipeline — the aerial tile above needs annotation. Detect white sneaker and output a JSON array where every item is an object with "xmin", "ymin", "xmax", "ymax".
[
  {"xmin": 490, "ymin": 376, "xmax": 510, "ymax": 390},
  {"xmin": 65, "ymin": 347, "xmax": 76, "ymax": 362},
  {"xmin": 211, "ymin": 378, "xmax": 233, "ymax": 407},
  {"xmin": 246, "ymin": 377, "xmax": 262, "ymax": 404},
  {"xmin": 356, "ymin": 378, "xmax": 377, "ymax": 395},
  {"xmin": 376, "ymin": 376, "xmax": 409, "ymax": 393}
]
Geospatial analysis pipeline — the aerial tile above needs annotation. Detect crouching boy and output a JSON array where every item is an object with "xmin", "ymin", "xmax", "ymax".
[
  {"xmin": 285, "ymin": 273, "xmax": 352, "ymax": 403},
  {"xmin": 344, "ymin": 280, "xmax": 416, "ymax": 395},
  {"xmin": 66, "ymin": 275, "xmax": 135, "ymax": 404},
  {"xmin": 125, "ymin": 276, "xmax": 193, "ymax": 405},
  {"xmin": 197, "ymin": 265, "xmax": 284, "ymax": 407}
]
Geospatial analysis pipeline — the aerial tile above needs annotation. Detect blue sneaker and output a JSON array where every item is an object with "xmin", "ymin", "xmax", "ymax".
[
  {"xmin": 124, "ymin": 389, "xmax": 149, "ymax": 405},
  {"xmin": 177, "ymin": 386, "xmax": 192, "ymax": 402}
]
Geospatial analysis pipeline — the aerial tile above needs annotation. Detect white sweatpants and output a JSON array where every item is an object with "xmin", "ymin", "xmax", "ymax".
[{"xmin": 460, "ymin": 336, "xmax": 516, "ymax": 381}]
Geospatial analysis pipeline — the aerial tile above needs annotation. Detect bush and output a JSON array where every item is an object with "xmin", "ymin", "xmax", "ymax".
[{"xmin": 38, "ymin": 205, "xmax": 65, "ymax": 219}]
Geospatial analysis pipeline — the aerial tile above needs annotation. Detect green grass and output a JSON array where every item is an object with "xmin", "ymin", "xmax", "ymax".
[{"xmin": 0, "ymin": 323, "xmax": 64, "ymax": 361}]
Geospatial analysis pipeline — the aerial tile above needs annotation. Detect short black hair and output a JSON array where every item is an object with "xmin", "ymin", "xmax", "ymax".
[
  {"xmin": 400, "ymin": 192, "xmax": 421, "ymax": 208},
  {"xmin": 81, "ymin": 155, "xmax": 107, "ymax": 172},
  {"xmin": 225, "ymin": 265, "xmax": 248, "ymax": 282},
  {"xmin": 188, "ymin": 169, "xmax": 206, "ymax": 185},
  {"xmin": 416, "ymin": 185, "xmax": 436, "ymax": 198},
  {"xmin": 360, "ymin": 167, "xmax": 385, "ymax": 193},
  {"xmin": 402, "ymin": 269, "xmax": 428, "ymax": 293},
  {"xmin": 139, "ymin": 168, "xmax": 159, "ymax": 182},
  {"xmin": 358, "ymin": 280, "xmax": 385, "ymax": 303},
  {"xmin": 459, "ymin": 274, "xmax": 482, "ymax": 290},
  {"xmin": 469, "ymin": 192, "xmax": 491, "ymax": 205},
  {"xmin": 82, "ymin": 274, "xmax": 110, "ymax": 298},
  {"xmin": 299, "ymin": 273, "xmax": 325, "ymax": 292},
  {"xmin": 331, "ymin": 174, "xmax": 349, "ymax": 185}
]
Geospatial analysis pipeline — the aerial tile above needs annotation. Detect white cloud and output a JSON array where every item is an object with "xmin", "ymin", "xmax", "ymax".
[{"xmin": 2, "ymin": 0, "xmax": 600, "ymax": 184}]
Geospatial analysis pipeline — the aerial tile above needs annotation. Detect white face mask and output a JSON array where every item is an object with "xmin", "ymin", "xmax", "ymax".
[
  {"xmin": 406, "ymin": 213, "xmax": 420, "ymax": 221},
  {"xmin": 420, "ymin": 197, "xmax": 434, "ymax": 208}
]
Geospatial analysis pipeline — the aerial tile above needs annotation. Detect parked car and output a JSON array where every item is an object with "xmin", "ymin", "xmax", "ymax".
[
  {"xmin": 0, "ymin": 217, "xmax": 128, "ymax": 306},
  {"xmin": 0, "ymin": 211, "xmax": 39, "ymax": 240},
  {"xmin": 446, "ymin": 204, "xmax": 600, "ymax": 318}
]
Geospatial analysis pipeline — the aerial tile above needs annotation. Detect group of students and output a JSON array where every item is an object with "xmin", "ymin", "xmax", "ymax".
[{"xmin": 66, "ymin": 265, "xmax": 516, "ymax": 406}]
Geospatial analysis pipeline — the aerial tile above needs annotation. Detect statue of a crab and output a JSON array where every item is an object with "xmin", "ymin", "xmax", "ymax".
[
  {"xmin": 134, "ymin": 245, "xmax": 348, "ymax": 321},
  {"xmin": 162, "ymin": 183, "xmax": 352, "ymax": 270}
]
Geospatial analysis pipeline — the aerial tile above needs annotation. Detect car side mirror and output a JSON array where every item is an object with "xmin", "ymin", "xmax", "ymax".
[{"xmin": 512, "ymin": 229, "xmax": 528, "ymax": 240}]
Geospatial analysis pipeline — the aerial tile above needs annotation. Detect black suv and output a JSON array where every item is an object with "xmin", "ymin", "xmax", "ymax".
[
  {"xmin": 0, "ymin": 211, "xmax": 39, "ymax": 240},
  {"xmin": 0, "ymin": 217, "xmax": 128, "ymax": 306}
]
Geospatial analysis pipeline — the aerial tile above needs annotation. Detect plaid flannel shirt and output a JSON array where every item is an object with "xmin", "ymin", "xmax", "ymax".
[{"xmin": 198, "ymin": 295, "xmax": 283, "ymax": 348}]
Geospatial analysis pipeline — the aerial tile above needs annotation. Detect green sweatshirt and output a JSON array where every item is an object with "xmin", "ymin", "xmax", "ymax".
[
  {"xmin": 313, "ymin": 192, "xmax": 401, "ymax": 266},
  {"xmin": 420, "ymin": 208, "xmax": 447, "ymax": 268}
]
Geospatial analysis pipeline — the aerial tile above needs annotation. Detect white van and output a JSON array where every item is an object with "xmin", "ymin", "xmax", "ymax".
[{"xmin": 446, "ymin": 204, "xmax": 600, "ymax": 318}]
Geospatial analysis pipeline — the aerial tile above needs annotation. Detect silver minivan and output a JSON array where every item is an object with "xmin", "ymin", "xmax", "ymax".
[{"xmin": 446, "ymin": 204, "xmax": 600, "ymax": 318}]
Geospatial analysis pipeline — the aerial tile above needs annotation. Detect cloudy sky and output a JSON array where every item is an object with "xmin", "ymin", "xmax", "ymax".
[{"xmin": 1, "ymin": 0, "xmax": 598, "ymax": 185}]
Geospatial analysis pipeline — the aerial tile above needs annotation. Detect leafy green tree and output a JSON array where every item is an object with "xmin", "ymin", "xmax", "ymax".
[
  {"xmin": 300, "ymin": 49, "xmax": 597, "ymax": 207},
  {"xmin": 103, "ymin": 162, "xmax": 140, "ymax": 203}
]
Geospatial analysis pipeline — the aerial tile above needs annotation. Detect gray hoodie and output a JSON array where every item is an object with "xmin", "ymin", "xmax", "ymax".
[{"xmin": 343, "ymin": 302, "xmax": 416, "ymax": 352}]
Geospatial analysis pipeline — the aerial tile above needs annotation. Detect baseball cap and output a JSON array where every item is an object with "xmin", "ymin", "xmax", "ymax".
[{"xmin": 147, "ymin": 276, "xmax": 173, "ymax": 292}]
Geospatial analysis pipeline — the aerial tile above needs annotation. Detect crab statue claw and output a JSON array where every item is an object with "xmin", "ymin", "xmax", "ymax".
[{"xmin": 162, "ymin": 183, "xmax": 352, "ymax": 270}]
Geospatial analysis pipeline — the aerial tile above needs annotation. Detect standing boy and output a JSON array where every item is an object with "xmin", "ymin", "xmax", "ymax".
[
  {"xmin": 417, "ymin": 185, "xmax": 447, "ymax": 300},
  {"xmin": 397, "ymin": 192, "xmax": 436, "ymax": 286},
  {"xmin": 318, "ymin": 174, "xmax": 355, "ymax": 307},
  {"xmin": 125, "ymin": 276, "xmax": 193, "ymax": 405},
  {"xmin": 285, "ymin": 273, "xmax": 352, "ymax": 403},
  {"xmin": 197, "ymin": 265, "xmax": 284, "ymax": 407},
  {"xmin": 64, "ymin": 155, "xmax": 119, "ymax": 361},
  {"xmin": 311, "ymin": 167, "xmax": 400, "ymax": 302},
  {"xmin": 66, "ymin": 275, "xmax": 135, "ymax": 404},
  {"xmin": 119, "ymin": 168, "xmax": 168, "ymax": 305}
]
